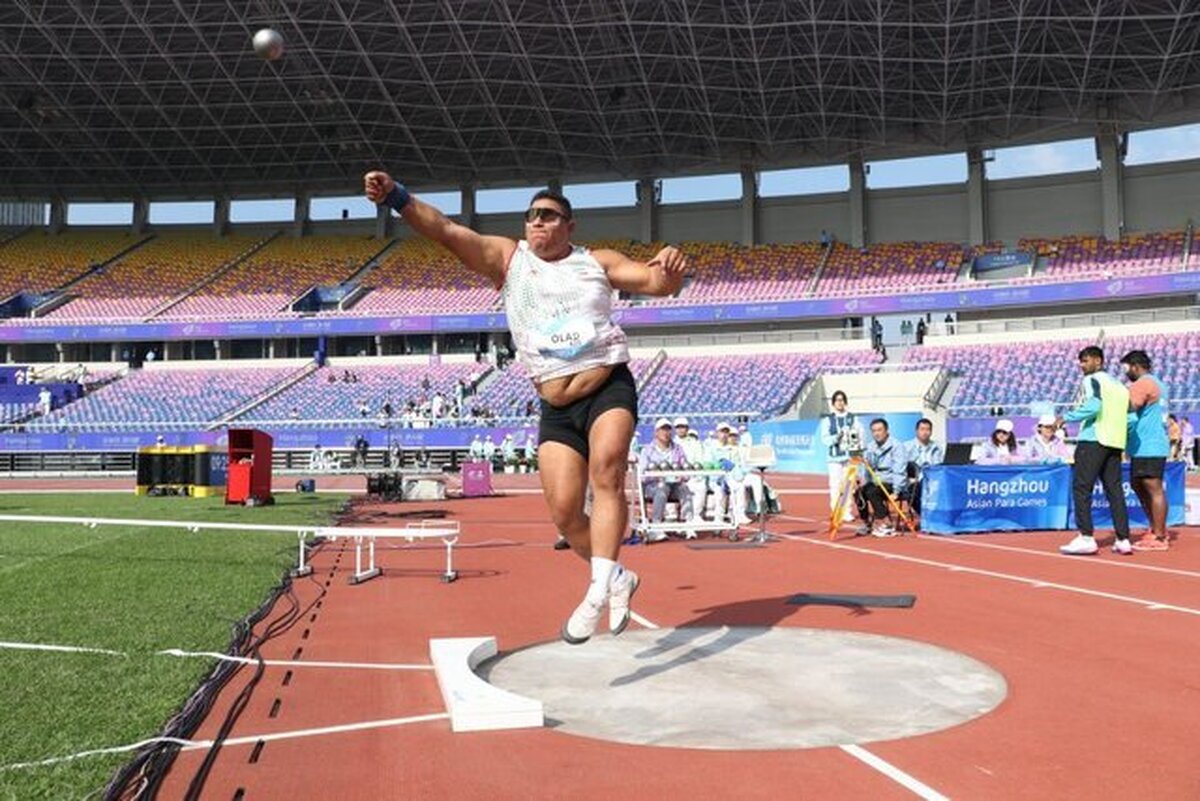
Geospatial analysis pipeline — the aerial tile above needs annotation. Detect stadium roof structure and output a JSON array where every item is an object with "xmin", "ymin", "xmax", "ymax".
[{"xmin": 2, "ymin": 1, "xmax": 1200, "ymax": 199}]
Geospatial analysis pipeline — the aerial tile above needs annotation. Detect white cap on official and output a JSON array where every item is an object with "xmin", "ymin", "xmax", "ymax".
[
  {"xmin": 655, "ymin": 417, "xmax": 673, "ymax": 429},
  {"xmin": 995, "ymin": 419, "xmax": 1014, "ymax": 433},
  {"xmin": 673, "ymin": 416, "xmax": 689, "ymax": 428}
]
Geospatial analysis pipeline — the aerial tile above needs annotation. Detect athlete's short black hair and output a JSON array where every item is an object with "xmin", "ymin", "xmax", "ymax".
[
  {"xmin": 870, "ymin": 417, "xmax": 889, "ymax": 431},
  {"xmin": 529, "ymin": 189, "xmax": 573, "ymax": 219},
  {"xmin": 1120, "ymin": 350, "xmax": 1152, "ymax": 371},
  {"xmin": 1078, "ymin": 345, "xmax": 1104, "ymax": 361}
]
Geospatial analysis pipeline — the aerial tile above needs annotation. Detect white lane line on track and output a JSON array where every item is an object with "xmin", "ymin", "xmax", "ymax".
[
  {"xmin": 786, "ymin": 534, "xmax": 1200, "ymax": 616},
  {"xmin": 629, "ymin": 611, "xmax": 660, "ymax": 630},
  {"xmin": 839, "ymin": 744, "xmax": 950, "ymax": 801},
  {"xmin": 0, "ymin": 640, "xmax": 434, "ymax": 670},
  {"xmin": 0, "ymin": 640, "xmax": 125, "ymax": 656},
  {"xmin": 916, "ymin": 533, "xmax": 1200, "ymax": 579},
  {"xmin": 158, "ymin": 649, "xmax": 434, "ymax": 670},
  {"xmin": 0, "ymin": 713, "xmax": 450, "ymax": 772}
]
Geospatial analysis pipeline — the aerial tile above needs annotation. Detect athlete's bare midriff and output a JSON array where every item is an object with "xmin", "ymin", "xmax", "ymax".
[{"xmin": 535, "ymin": 364, "xmax": 615, "ymax": 407}]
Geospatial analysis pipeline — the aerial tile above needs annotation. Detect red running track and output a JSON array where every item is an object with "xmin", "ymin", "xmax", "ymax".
[{"xmin": 11, "ymin": 473, "xmax": 1198, "ymax": 799}]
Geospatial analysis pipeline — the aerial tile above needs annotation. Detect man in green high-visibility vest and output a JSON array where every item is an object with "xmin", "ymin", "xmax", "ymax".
[{"xmin": 1056, "ymin": 345, "xmax": 1132, "ymax": 556}]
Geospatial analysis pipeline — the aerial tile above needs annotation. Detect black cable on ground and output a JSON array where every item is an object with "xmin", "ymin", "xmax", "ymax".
[{"xmin": 103, "ymin": 537, "xmax": 328, "ymax": 800}]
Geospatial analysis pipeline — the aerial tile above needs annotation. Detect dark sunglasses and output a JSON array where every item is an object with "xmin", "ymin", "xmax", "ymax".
[{"xmin": 524, "ymin": 206, "xmax": 569, "ymax": 223}]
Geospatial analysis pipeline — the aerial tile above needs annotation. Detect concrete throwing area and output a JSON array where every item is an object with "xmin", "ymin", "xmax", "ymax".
[{"xmin": 482, "ymin": 626, "xmax": 1007, "ymax": 750}]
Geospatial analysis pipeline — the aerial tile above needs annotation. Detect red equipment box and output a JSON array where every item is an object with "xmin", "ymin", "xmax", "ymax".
[{"xmin": 226, "ymin": 429, "xmax": 274, "ymax": 505}]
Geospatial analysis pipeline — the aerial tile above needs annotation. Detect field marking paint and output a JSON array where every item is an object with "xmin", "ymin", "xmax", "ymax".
[
  {"xmin": 916, "ymin": 533, "xmax": 1200, "ymax": 580},
  {"xmin": 0, "ymin": 713, "xmax": 449, "ymax": 772},
  {"xmin": 0, "ymin": 640, "xmax": 125, "ymax": 656},
  {"xmin": 0, "ymin": 640, "xmax": 434, "ymax": 670},
  {"xmin": 158, "ymin": 649, "xmax": 434, "ymax": 670},
  {"xmin": 629, "ymin": 611, "xmax": 660, "ymax": 630},
  {"xmin": 840, "ymin": 744, "xmax": 950, "ymax": 801},
  {"xmin": 792, "ymin": 535, "xmax": 1200, "ymax": 617}
]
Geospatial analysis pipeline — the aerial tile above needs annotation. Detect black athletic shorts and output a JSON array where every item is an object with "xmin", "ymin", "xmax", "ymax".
[
  {"xmin": 1130, "ymin": 456, "xmax": 1166, "ymax": 480},
  {"xmin": 538, "ymin": 363, "xmax": 637, "ymax": 460}
]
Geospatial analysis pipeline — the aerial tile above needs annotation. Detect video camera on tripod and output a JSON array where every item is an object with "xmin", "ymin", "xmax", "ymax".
[{"xmin": 837, "ymin": 425, "xmax": 864, "ymax": 457}]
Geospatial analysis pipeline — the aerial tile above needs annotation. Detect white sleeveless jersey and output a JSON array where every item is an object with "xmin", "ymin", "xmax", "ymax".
[{"xmin": 502, "ymin": 240, "xmax": 629, "ymax": 382}]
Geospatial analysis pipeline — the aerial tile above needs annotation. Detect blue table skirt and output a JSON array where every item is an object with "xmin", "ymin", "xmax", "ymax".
[{"xmin": 921, "ymin": 462, "xmax": 1184, "ymax": 535}]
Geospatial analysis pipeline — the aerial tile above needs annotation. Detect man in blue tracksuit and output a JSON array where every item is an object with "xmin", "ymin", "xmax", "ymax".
[{"xmin": 854, "ymin": 418, "xmax": 908, "ymax": 537}]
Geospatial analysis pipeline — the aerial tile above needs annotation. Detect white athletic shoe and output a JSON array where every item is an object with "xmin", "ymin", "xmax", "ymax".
[
  {"xmin": 853, "ymin": 524, "xmax": 871, "ymax": 536},
  {"xmin": 871, "ymin": 524, "xmax": 896, "ymax": 538},
  {"xmin": 1060, "ymin": 534, "xmax": 1099, "ymax": 555},
  {"xmin": 608, "ymin": 569, "xmax": 640, "ymax": 636},
  {"xmin": 646, "ymin": 530, "xmax": 669, "ymax": 543},
  {"xmin": 561, "ymin": 594, "xmax": 606, "ymax": 645},
  {"xmin": 1111, "ymin": 538, "xmax": 1133, "ymax": 556}
]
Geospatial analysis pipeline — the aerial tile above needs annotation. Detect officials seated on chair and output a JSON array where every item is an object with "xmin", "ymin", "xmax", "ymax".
[
  {"xmin": 639, "ymin": 418, "xmax": 693, "ymax": 542},
  {"xmin": 975, "ymin": 419, "xmax": 1021, "ymax": 464},
  {"xmin": 1022, "ymin": 414, "xmax": 1071, "ymax": 463},
  {"xmin": 903, "ymin": 417, "xmax": 944, "ymax": 514},
  {"xmin": 673, "ymin": 417, "xmax": 710, "ymax": 523},
  {"xmin": 854, "ymin": 418, "xmax": 907, "ymax": 538}
]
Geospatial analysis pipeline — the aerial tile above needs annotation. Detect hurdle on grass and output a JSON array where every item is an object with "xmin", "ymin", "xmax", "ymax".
[{"xmin": 0, "ymin": 515, "xmax": 460, "ymax": 584}]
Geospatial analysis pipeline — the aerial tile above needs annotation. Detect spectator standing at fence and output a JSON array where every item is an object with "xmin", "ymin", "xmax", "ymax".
[
  {"xmin": 37, "ymin": 386, "xmax": 52, "ymax": 416},
  {"xmin": 1122, "ymin": 350, "xmax": 1171, "ymax": 551},
  {"xmin": 1180, "ymin": 416, "xmax": 1194, "ymax": 467},
  {"xmin": 1056, "ymin": 345, "xmax": 1132, "ymax": 556}
]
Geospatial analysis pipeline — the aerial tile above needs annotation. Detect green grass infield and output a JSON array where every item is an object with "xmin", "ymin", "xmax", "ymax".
[{"xmin": 0, "ymin": 491, "xmax": 349, "ymax": 800}]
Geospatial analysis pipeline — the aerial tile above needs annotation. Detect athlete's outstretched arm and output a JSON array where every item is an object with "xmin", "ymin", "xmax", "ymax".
[
  {"xmin": 591, "ymin": 245, "xmax": 686, "ymax": 297},
  {"xmin": 364, "ymin": 171, "xmax": 515, "ymax": 288}
]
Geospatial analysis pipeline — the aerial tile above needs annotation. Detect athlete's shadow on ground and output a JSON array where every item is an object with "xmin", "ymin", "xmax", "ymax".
[{"xmin": 609, "ymin": 594, "xmax": 873, "ymax": 687}]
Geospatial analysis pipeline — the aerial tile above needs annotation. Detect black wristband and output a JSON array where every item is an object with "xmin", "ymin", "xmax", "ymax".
[{"xmin": 382, "ymin": 184, "xmax": 411, "ymax": 213}]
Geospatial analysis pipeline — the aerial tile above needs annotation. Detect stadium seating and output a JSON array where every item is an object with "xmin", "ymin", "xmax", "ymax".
[
  {"xmin": 348, "ymin": 238, "xmax": 499, "ymax": 315},
  {"xmin": 1104, "ymin": 331, "xmax": 1200, "ymax": 408},
  {"xmin": 0, "ymin": 227, "xmax": 1191, "ymax": 324},
  {"xmin": 1, "ymin": 402, "xmax": 37, "ymax": 424},
  {"xmin": 44, "ymin": 233, "xmax": 261, "ymax": 320},
  {"xmin": 1018, "ymin": 230, "xmax": 1187, "ymax": 283},
  {"xmin": 40, "ymin": 366, "xmax": 298, "ymax": 426},
  {"xmin": 0, "ymin": 230, "xmax": 144, "ymax": 300},
  {"xmin": 906, "ymin": 339, "xmax": 1096, "ymax": 414},
  {"xmin": 814, "ymin": 241, "xmax": 964, "ymax": 296},
  {"xmin": 636, "ymin": 351, "xmax": 881, "ymax": 416},
  {"xmin": 659, "ymin": 241, "xmax": 824, "ymax": 306},
  {"xmin": 240, "ymin": 362, "xmax": 486, "ymax": 423},
  {"xmin": 162, "ymin": 234, "xmax": 382, "ymax": 319}
]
